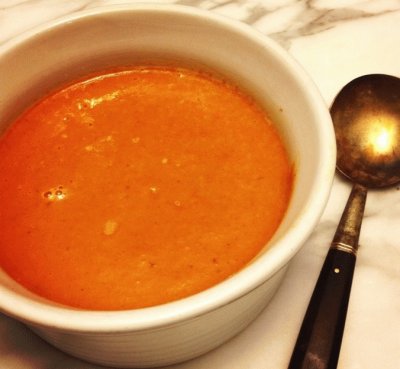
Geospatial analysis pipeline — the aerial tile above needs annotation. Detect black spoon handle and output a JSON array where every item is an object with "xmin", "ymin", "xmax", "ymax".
[
  {"xmin": 287, "ymin": 248, "xmax": 355, "ymax": 369},
  {"xmin": 288, "ymin": 183, "xmax": 367, "ymax": 369}
]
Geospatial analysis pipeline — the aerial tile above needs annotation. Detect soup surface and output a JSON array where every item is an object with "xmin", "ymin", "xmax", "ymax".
[{"xmin": 0, "ymin": 66, "xmax": 293, "ymax": 310}]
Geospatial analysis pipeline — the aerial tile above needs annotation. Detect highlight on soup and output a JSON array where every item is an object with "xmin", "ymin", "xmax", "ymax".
[{"xmin": 0, "ymin": 66, "xmax": 293, "ymax": 310}]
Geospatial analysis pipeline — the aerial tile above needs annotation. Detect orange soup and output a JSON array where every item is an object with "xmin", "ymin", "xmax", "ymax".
[{"xmin": 0, "ymin": 66, "xmax": 293, "ymax": 310}]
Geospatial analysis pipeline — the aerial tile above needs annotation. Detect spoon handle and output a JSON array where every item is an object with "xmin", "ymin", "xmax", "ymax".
[{"xmin": 287, "ymin": 183, "xmax": 367, "ymax": 369}]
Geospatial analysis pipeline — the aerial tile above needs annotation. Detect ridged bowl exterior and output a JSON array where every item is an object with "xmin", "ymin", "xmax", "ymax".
[{"xmin": 32, "ymin": 268, "xmax": 286, "ymax": 368}]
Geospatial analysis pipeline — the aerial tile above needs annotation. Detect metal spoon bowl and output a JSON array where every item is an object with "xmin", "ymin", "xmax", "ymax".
[
  {"xmin": 288, "ymin": 74, "xmax": 400, "ymax": 369},
  {"xmin": 332, "ymin": 74, "xmax": 400, "ymax": 188}
]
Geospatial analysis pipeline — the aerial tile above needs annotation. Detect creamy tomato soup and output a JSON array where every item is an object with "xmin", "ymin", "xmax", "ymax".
[{"xmin": 0, "ymin": 66, "xmax": 293, "ymax": 310}]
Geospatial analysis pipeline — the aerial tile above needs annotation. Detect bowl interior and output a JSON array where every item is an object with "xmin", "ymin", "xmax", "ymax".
[{"xmin": 0, "ymin": 5, "xmax": 335, "ymax": 329}]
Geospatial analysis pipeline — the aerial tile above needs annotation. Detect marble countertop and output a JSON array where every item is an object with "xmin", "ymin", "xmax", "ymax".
[{"xmin": 1, "ymin": 0, "xmax": 399, "ymax": 368}]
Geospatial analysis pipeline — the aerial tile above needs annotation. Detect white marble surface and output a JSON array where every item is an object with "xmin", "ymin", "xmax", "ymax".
[{"xmin": 1, "ymin": 0, "xmax": 400, "ymax": 368}]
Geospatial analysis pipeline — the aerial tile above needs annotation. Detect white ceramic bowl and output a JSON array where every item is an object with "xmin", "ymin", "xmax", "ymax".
[{"xmin": 0, "ymin": 4, "xmax": 336, "ymax": 368}]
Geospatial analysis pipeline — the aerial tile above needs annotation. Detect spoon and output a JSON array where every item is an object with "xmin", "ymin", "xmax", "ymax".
[{"xmin": 288, "ymin": 74, "xmax": 400, "ymax": 369}]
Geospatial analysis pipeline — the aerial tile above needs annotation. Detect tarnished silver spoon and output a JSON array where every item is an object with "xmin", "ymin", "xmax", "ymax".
[{"xmin": 288, "ymin": 74, "xmax": 400, "ymax": 369}]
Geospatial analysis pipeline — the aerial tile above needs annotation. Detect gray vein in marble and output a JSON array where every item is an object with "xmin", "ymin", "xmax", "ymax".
[
  {"xmin": 274, "ymin": 4, "xmax": 398, "ymax": 46},
  {"xmin": 0, "ymin": 0, "xmax": 93, "ymax": 44},
  {"xmin": 180, "ymin": 0, "xmax": 400, "ymax": 48}
]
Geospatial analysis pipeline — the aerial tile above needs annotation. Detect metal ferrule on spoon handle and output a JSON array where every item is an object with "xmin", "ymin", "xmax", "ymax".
[{"xmin": 287, "ymin": 183, "xmax": 367, "ymax": 369}]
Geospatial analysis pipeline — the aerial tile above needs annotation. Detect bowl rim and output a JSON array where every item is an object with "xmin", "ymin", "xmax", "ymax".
[{"xmin": 0, "ymin": 3, "xmax": 336, "ymax": 333}]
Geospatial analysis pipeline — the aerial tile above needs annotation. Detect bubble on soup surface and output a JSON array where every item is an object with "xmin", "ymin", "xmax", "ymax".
[
  {"xmin": 43, "ymin": 191, "xmax": 54, "ymax": 200},
  {"xmin": 42, "ymin": 186, "xmax": 66, "ymax": 201},
  {"xmin": 54, "ymin": 190, "xmax": 65, "ymax": 200}
]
